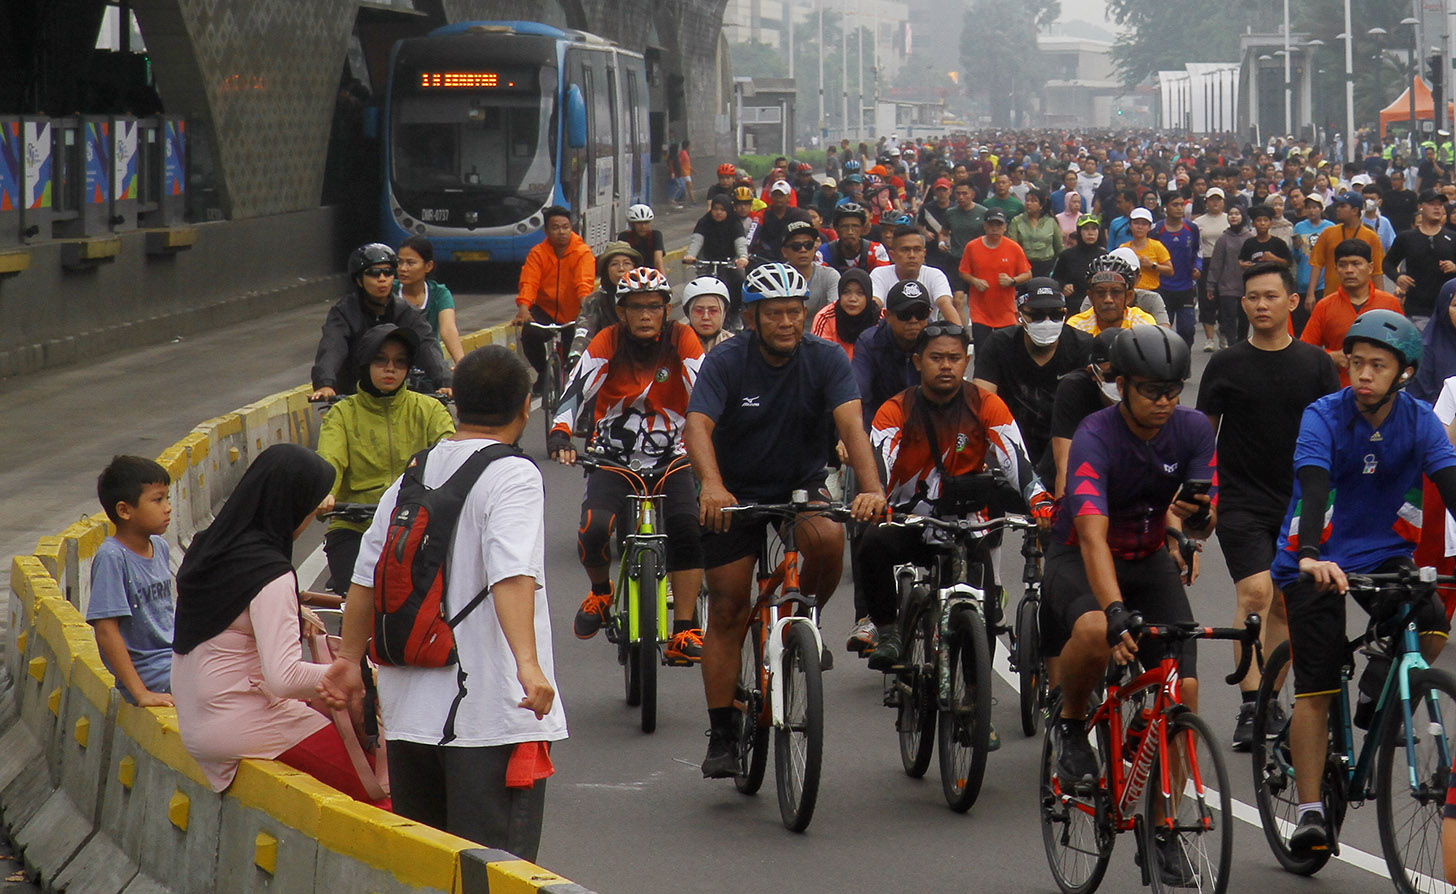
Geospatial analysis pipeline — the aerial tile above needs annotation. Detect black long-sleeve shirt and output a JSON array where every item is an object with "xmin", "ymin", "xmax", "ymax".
[
  {"xmin": 310, "ymin": 292, "xmax": 450, "ymax": 393},
  {"xmin": 1383, "ymin": 226, "xmax": 1456, "ymax": 317}
]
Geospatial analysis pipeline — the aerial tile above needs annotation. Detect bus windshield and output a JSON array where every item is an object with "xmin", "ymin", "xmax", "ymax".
[{"xmin": 390, "ymin": 65, "xmax": 556, "ymax": 224}]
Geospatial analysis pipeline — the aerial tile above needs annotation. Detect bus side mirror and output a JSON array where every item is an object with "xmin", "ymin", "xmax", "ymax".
[{"xmin": 566, "ymin": 84, "xmax": 587, "ymax": 149}]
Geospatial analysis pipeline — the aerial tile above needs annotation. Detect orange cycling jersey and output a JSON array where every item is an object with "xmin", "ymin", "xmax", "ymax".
[{"xmin": 552, "ymin": 321, "xmax": 704, "ymax": 466}]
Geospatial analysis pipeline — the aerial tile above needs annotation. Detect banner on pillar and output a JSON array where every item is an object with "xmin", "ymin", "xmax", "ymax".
[
  {"xmin": 163, "ymin": 119, "xmax": 186, "ymax": 197},
  {"xmin": 113, "ymin": 118, "xmax": 138, "ymax": 201},
  {"xmin": 84, "ymin": 120, "xmax": 110, "ymax": 205},
  {"xmin": 22, "ymin": 120, "xmax": 51, "ymax": 210},
  {"xmin": 0, "ymin": 121, "xmax": 18, "ymax": 212}
]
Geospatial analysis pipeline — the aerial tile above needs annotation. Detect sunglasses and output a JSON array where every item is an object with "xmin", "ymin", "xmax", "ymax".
[
  {"xmin": 1022, "ymin": 309, "xmax": 1066, "ymax": 323},
  {"xmin": 919, "ymin": 322, "xmax": 967, "ymax": 340},
  {"xmin": 783, "ymin": 241, "xmax": 817, "ymax": 252},
  {"xmin": 1132, "ymin": 380, "xmax": 1184, "ymax": 402},
  {"xmin": 363, "ymin": 267, "xmax": 396, "ymax": 278},
  {"xmin": 894, "ymin": 305, "xmax": 932, "ymax": 322}
]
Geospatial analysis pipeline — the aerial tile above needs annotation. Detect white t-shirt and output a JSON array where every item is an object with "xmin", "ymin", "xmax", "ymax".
[
  {"xmin": 353, "ymin": 438, "xmax": 568, "ymax": 747},
  {"xmin": 1435, "ymin": 376, "xmax": 1456, "ymax": 556},
  {"xmin": 870, "ymin": 264, "xmax": 953, "ymax": 310}
]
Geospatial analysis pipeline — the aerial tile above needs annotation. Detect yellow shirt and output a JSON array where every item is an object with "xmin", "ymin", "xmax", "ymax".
[
  {"xmin": 1067, "ymin": 305, "xmax": 1158, "ymax": 335},
  {"xmin": 1120, "ymin": 239, "xmax": 1172, "ymax": 290}
]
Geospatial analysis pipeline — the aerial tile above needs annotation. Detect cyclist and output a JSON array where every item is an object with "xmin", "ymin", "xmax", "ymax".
[
  {"xmin": 706, "ymin": 162, "xmax": 739, "ymax": 206},
  {"xmin": 1066, "ymin": 253, "xmax": 1159, "ymax": 335},
  {"xmin": 1044, "ymin": 325, "xmax": 1216, "ymax": 789},
  {"xmin": 818, "ymin": 203, "xmax": 890, "ymax": 273},
  {"xmin": 618, "ymin": 203, "xmax": 666, "ymax": 275},
  {"xmin": 513, "ymin": 206, "xmax": 597, "ymax": 389},
  {"xmin": 315, "ymin": 324, "xmax": 455, "ymax": 594},
  {"xmin": 567, "ymin": 241, "xmax": 642, "ymax": 363},
  {"xmin": 310, "ymin": 243, "xmax": 451, "ymax": 400},
  {"xmin": 548, "ymin": 268, "xmax": 707, "ymax": 663},
  {"xmin": 681, "ymin": 276, "xmax": 734, "ymax": 354},
  {"xmin": 684, "ymin": 262, "xmax": 888, "ymax": 778},
  {"xmin": 864, "ymin": 321, "xmax": 1053, "ymax": 676},
  {"xmin": 1270, "ymin": 309, "xmax": 1456, "ymax": 856}
]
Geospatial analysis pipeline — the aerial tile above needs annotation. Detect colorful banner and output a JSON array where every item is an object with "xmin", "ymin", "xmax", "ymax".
[
  {"xmin": 84, "ymin": 120, "xmax": 110, "ymax": 206},
  {"xmin": 113, "ymin": 118, "xmax": 138, "ymax": 201},
  {"xmin": 163, "ymin": 119, "xmax": 185, "ymax": 197},
  {"xmin": 22, "ymin": 120, "xmax": 50, "ymax": 210},
  {"xmin": 0, "ymin": 120, "xmax": 18, "ymax": 212}
]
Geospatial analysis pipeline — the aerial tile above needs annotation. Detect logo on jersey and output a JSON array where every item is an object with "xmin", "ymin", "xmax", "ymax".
[
  {"xmin": 955, "ymin": 433, "xmax": 969, "ymax": 452},
  {"xmin": 741, "ymin": 396, "xmax": 761, "ymax": 407},
  {"xmin": 655, "ymin": 367, "xmax": 669, "ymax": 383},
  {"xmin": 1163, "ymin": 463, "xmax": 1179, "ymax": 474}
]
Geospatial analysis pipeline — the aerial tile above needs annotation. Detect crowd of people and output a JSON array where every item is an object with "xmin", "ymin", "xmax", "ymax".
[{"xmin": 80, "ymin": 128, "xmax": 1456, "ymax": 884}]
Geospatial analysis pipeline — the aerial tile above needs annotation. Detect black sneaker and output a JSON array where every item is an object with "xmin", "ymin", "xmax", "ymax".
[
  {"xmin": 1153, "ymin": 832, "xmax": 1197, "ymax": 887},
  {"xmin": 701, "ymin": 728, "xmax": 740, "ymax": 779},
  {"xmin": 1289, "ymin": 809, "xmax": 1330, "ymax": 857},
  {"xmin": 573, "ymin": 591, "xmax": 613, "ymax": 640},
  {"xmin": 1056, "ymin": 719, "xmax": 1098, "ymax": 788},
  {"xmin": 867, "ymin": 628, "xmax": 903, "ymax": 672},
  {"xmin": 1265, "ymin": 700, "xmax": 1288, "ymax": 735},
  {"xmin": 1232, "ymin": 702, "xmax": 1256, "ymax": 752}
]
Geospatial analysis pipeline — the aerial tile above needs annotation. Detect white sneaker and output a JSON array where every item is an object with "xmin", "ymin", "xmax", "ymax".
[{"xmin": 845, "ymin": 617, "xmax": 877, "ymax": 654}]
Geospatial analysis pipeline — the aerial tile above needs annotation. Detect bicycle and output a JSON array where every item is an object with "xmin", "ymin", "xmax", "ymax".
[
  {"xmin": 723, "ymin": 491, "xmax": 852, "ymax": 832},
  {"xmin": 1250, "ymin": 567, "xmax": 1456, "ymax": 892},
  {"xmin": 576, "ymin": 452, "xmax": 696, "ymax": 734},
  {"xmin": 1010, "ymin": 521, "xmax": 1048, "ymax": 737},
  {"xmin": 521, "ymin": 320, "xmax": 576, "ymax": 446},
  {"xmin": 1040, "ymin": 612, "xmax": 1262, "ymax": 894},
  {"xmin": 878, "ymin": 511, "xmax": 1037, "ymax": 812}
]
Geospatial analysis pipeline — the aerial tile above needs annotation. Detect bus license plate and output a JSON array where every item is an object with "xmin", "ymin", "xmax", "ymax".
[{"xmin": 452, "ymin": 251, "xmax": 491, "ymax": 262}]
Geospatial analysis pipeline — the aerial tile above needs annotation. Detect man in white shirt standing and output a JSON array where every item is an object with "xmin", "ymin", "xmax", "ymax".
[
  {"xmin": 321, "ymin": 345, "xmax": 566, "ymax": 861},
  {"xmin": 870, "ymin": 224, "xmax": 960, "ymax": 323}
]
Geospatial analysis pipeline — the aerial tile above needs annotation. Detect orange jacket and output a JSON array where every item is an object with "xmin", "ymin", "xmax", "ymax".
[{"xmin": 517, "ymin": 232, "xmax": 596, "ymax": 323}]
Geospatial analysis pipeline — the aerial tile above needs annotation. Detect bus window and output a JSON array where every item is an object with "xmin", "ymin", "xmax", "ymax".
[
  {"xmin": 591, "ymin": 57, "xmax": 612, "ymax": 203},
  {"xmin": 606, "ymin": 66, "xmax": 619, "ymax": 199}
]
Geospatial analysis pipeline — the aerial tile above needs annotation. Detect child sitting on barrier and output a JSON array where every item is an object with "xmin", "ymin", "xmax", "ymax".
[{"xmin": 87, "ymin": 455, "xmax": 176, "ymax": 707}]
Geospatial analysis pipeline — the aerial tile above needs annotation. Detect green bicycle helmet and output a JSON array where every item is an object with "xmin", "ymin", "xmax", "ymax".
[{"xmin": 1343, "ymin": 309, "xmax": 1422, "ymax": 369}]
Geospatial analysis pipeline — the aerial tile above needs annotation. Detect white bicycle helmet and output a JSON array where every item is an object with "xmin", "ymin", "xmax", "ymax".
[
  {"xmin": 615, "ymin": 266, "xmax": 672, "ymax": 302},
  {"xmin": 742, "ymin": 262, "xmax": 808, "ymax": 304},
  {"xmin": 626, "ymin": 203, "xmax": 655, "ymax": 224},
  {"xmin": 682, "ymin": 276, "xmax": 730, "ymax": 316}
]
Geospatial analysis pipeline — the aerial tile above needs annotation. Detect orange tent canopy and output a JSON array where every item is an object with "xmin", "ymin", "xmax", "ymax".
[{"xmin": 1379, "ymin": 76, "xmax": 1455, "ymax": 137}]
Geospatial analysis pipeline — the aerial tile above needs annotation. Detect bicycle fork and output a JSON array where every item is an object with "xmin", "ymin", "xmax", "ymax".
[
  {"xmin": 625, "ymin": 494, "xmax": 669, "ymax": 647},
  {"xmin": 937, "ymin": 584, "xmax": 982, "ymax": 705}
]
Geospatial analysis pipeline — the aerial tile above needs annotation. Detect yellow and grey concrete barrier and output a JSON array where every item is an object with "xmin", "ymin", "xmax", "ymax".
[{"xmin": 1, "ymin": 319, "xmax": 598, "ymax": 894}]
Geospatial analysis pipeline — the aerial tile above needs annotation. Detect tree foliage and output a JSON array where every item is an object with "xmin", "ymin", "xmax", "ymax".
[
  {"xmin": 1105, "ymin": 0, "xmax": 1243, "ymax": 89},
  {"xmin": 958, "ymin": 0, "xmax": 1060, "ymax": 126}
]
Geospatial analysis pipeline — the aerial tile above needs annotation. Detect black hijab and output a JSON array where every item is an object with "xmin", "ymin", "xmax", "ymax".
[
  {"xmin": 693, "ymin": 195, "xmax": 740, "ymax": 260},
  {"xmin": 173, "ymin": 444, "xmax": 335, "ymax": 654},
  {"xmin": 834, "ymin": 267, "xmax": 881, "ymax": 347}
]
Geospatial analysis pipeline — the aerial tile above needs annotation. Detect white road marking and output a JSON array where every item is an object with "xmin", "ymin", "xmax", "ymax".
[{"xmin": 298, "ymin": 543, "xmax": 328, "ymax": 591}]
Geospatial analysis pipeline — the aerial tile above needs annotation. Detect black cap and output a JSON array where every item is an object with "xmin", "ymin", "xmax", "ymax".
[
  {"xmin": 1017, "ymin": 277, "xmax": 1065, "ymax": 310},
  {"xmin": 784, "ymin": 219, "xmax": 818, "ymax": 239},
  {"xmin": 1419, "ymin": 188, "xmax": 1446, "ymax": 205},
  {"xmin": 885, "ymin": 278, "xmax": 933, "ymax": 312},
  {"xmin": 984, "ymin": 208, "xmax": 1009, "ymax": 224}
]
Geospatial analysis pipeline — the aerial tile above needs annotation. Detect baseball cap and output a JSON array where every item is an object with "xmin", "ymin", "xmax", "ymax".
[
  {"xmin": 1205, "ymin": 187, "xmax": 1225, "ymax": 199},
  {"xmin": 933, "ymin": 177, "xmax": 953, "ymax": 190},
  {"xmin": 784, "ymin": 219, "xmax": 818, "ymax": 240},
  {"xmin": 1304, "ymin": 193, "xmax": 1325, "ymax": 206},
  {"xmin": 984, "ymin": 208, "xmax": 1009, "ymax": 224},
  {"xmin": 770, "ymin": 179, "xmax": 793, "ymax": 195},
  {"xmin": 1419, "ymin": 188, "xmax": 1446, "ymax": 205},
  {"xmin": 1017, "ymin": 277, "xmax": 1065, "ymax": 310},
  {"xmin": 822, "ymin": 176, "xmax": 837, "ymax": 189},
  {"xmin": 885, "ymin": 279, "xmax": 933, "ymax": 312},
  {"xmin": 1108, "ymin": 246, "xmax": 1141, "ymax": 271},
  {"xmin": 1130, "ymin": 207, "xmax": 1154, "ymax": 223},
  {"xmin": 1350, "ymin": 173, "xmax": 1373, "ymax": 188},
  {"xmin": 1336, "ymin": 191, "xmax": 1364, "ymax": 208}
]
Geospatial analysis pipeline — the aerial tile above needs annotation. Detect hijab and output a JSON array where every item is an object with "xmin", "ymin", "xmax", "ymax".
[
  {"xmin": 354, "ymin": 324, "xmax": 417, "ymax": 398},
  {"xmin": 833, "ymin": 267, "xmax": 881, "ymax": 347},
  {"xmin": 1412, "ymin": 279, "xmax": 1456, "ymax": 402},
  {"xmin": 173, "ymin": 444, "xmax": 335, "ymax": 654},
  {"xmin": 693, "ymin": 195, "xmax": 740, "ymax": 260}
]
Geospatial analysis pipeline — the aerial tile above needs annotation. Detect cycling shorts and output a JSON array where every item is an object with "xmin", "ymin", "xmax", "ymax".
[
  {"xmin": 580, "ymin": 464, "xmax": 702, "ymax": 572},
  {"xmin": 701, "ymin": 477, "xmax": 832, "ymax": 570},
  {"xmin": 1215, "ymin": 506, "xmax": 1283, "ymax": 583},
  {"xmin": 1282, "ymin": 555, "xmax": 1450, "ymax": 697},
  {"xmin": 1040, "ymin": 543, "xmax": 1198, "ymax": 678}
]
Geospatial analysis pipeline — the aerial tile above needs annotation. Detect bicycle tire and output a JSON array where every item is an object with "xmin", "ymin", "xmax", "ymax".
[
  {"xmin": 775, "ymin": 623, "xmax": 824, "ymax": 832},
  {"xmin": 1040, "ymin": 701, "xmax": 1114, "ymax": 894},
  {"xmin": 1375, "ymin": 665, "xmax": 1456, "ymax": 894},
  {"xmin": 1250, "ymin": 640, "xmax": 1333, "ymax": 876},
  {"xmin": 735, "ymin": 623, "xmax": 769, "ymax": 795},
  {"xmin": 540, "ymin": 351, "xmax": 561, "ymax": 447},
  {"xmin": 1017, "ymin": 594, "xmax": 1045, "ymax": 737},
  {"xmin": 637, "ymin": 549, "xmax": 660, "ymax": 734},
  {"xmin": 1143, "ymin": 712, "xmax": 1232, "ymax": 893},
  {"xmin": 938, "ymin": 606, "xmax": 993, "ymax": 812},
  {"xmin": 898, "ymin": 596, "xmax": 937, "ymax": 778}
]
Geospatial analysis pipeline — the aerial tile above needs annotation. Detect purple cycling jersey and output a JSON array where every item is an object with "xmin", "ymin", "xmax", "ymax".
[{"xmin": 1051, "ymin": 404, "xmax": 1218, "ymax": 560}]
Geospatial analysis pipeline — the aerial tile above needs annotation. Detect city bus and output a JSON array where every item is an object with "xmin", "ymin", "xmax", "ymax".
[{"xmin": 381, "ymin": 21, "xmax": 651, "ymax": 263}]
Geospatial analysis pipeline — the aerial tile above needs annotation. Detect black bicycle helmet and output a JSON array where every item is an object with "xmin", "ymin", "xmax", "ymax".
[
  {"xmin": 1088, "ymin": 327, "xmax": 1122, "ymax": 367},
  {"xmin": 1109, "ymin": 325, "xmax": 1190, "ymax": 381},
  {"xmin": 348, "ymin": 243, "xmax": 397, "ymax": 277},
  {"xmin": 1086, "ymin": 252, "xmax": 1136, "ymax": 290},
  {"xmin": 833, "ymin": 202, "xmax": 869, "ymax": 225}
]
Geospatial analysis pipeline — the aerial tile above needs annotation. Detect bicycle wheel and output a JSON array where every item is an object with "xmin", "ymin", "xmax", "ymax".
[
  {"xmin": 1040, "ymin": 704, "xmax": 1114, "ymax": 894},
  {"xmin": 637, "ymin": 550, "xmax": 660, "ymax": 734},
  {"xmin": 1017, "ymin": 594, "xmax": 1045, "ymax": 737},
  {"xmin": 1251, "ymin": 641, "xmax": 1333, "ymax": 876},
  {"xmin": 1375, "ymin": 665, "xmax": 1456, "ymax": 894},
  {"xmin": 898, "ymin": 596, "xmax": 937, "ymax": 778},
  {"xmin": 734, "ymin": 623, "xmax": 769, "ymax": 795},
  {"xmin": 540, "ymin": 351, "xmax": 560, "ymax": 446},
  {"xmin": 775, "ymin": 623, "xmax": 825, "ymax": 832},
  {"xmin": 938, "ymin": 606, "xmax": 993, "ymax": 812},
  {"xmin": 1143, "ymin": 712, "xmax": 1232, "ymax": 893}
]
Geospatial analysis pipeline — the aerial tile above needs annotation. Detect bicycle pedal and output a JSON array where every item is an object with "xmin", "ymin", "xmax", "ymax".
[{"xmin": 665, "ymin": 657, "xmax": 698, "ymax": 667}]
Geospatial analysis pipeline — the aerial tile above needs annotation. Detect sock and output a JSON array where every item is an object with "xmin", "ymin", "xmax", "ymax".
[
  {"xmin": 708, "ymin": 707, "xmax": 737, "ymax": 735},
  {"xmin": 590, "ymin": 579, "xmax": 611, "ymax": 596},
  {"xmin": 875, "ymin": 622, "xmax": 896, "ymax": 636},
  {"xmin": 673, "ymin": 619, "xmax": 693, "ymax": 635},
  {"xmin": 1242, "ymin": 690, "xmax": 1258, "ymax": 705},
  {"xmin": 1297, "ymin": 802, "xmax": 1323, "ymax": 821}
]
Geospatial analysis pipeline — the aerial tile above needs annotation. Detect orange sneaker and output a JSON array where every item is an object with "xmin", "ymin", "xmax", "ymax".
[
  {"xmin": 574, "ymin": 590, "xmax": 613, "ymax": 639},
  {"xmin": 666, "ymin": 628, "xmax": 704, "ymax": 663}
]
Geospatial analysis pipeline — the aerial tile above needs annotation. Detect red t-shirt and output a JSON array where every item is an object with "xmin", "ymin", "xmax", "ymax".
[{"xmin": 959, "ymin": 237, "xmax": 1031, "ymax": 328}]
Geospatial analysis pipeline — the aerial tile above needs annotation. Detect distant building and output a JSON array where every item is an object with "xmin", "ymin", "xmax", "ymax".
[
  {"xmin": 1035, "ymin": 32, "xmax": 1126, "ymax": 128},
  {"xmin": 722, "ymin": 0, "xmax": 910, "ymax": 83}
]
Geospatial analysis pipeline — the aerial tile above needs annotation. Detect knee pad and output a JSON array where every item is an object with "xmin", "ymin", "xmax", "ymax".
[
  {"xmin": 664, "ymin": 514, "xmax": 704, "ymax": 572},
  {"xmin": 577, "ymin": 507, "xmax": 615, "ymax": 567}
]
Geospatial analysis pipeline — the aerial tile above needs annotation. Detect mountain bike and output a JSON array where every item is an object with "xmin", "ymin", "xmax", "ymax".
[
  {"xmin": 1251, "ymin": 567, "xmax": 1456, "ymax": 892},
  {"xmin": 521, "ymin": 320, "xmax": 576, "ymax": 447},
  {"xmin": 1011, "ymin": 522, "xmax": 1048, "ymax": 737}
]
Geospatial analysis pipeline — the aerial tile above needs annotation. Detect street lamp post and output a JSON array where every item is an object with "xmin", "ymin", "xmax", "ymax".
[
  {"xmin": 1283, "ymin": 0, "xmax": 1293, "ymax": 135},
  {"xmin": 1341, "ymin": 0, "xmax": 1355, "ymax": 161},
  {"xmin": 1404, "ymin": 16, "xmax": 1421, "ymax": 156},
  {"xmin": 1308, "ymin": 39, "xmax": 1326, "ymax": 138},
  {"xmin": 1369, "ymin": 27, "xmax": 1389, "ymax": 111}
]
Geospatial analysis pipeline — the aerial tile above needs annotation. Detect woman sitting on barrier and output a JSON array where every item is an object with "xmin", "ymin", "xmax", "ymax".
[{"xmin": 172, "ymin": 443, "xmax": 389, "ymax": 807}]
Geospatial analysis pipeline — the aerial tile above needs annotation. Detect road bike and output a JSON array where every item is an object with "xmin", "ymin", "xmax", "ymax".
[
  {"xmin": 577, "ymin": 452, "xmax": 697, "ymax": 734},
  {"xmin": 1040, "ymin": 613, "xmax": 1262, "ymax": 893},
  {"xmin": 521, "ymin": 320, "xmax": 576, "ymax": 447},
  {"xmin": 878, "ymin": 511, "xmax": 1037, "ymax": 812},
  {"xmin": 724, "ymin": 491, "xmax": 851, "ymax": 832},
  {"xmin": 1251, "ymin": 567, "xmax": 1456, "ymax": 893}
]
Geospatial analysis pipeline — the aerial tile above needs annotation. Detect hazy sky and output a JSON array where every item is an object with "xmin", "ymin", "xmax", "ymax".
[{"xmin": 1055, "ymin": 0, "xmax": 1120, "ymax": 29}]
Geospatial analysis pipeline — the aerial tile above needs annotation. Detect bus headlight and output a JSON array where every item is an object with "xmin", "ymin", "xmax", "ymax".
[
  {"xmin": 464, "ymin": 211, "xmax": 478, "ymax": 225},
  {"xmin": 515, "ymin": 222, "xmax": 529, "ymax": 234}
]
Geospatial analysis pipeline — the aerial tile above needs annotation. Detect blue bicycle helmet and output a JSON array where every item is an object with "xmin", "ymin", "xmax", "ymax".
[
  {"xmin": 884, "ymin": 211, "xmax": 914, "ymax": 227},
  {"xmin": 842, "ymin": 159, "xmax": 863, "ymax": 174},
  {"xmin": 1343, "ymin": 309, "xmax": 1423, "ymax": 369}
]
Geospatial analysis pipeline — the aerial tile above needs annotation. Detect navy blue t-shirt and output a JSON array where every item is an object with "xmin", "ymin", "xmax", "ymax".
[{"xmin": 687, "ymin": 331, "xmax": 861, "ymax": 501}]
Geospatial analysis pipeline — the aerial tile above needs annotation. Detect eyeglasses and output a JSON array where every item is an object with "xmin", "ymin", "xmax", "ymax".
[
  {"xmin": 783, "ymin": 241, "xmax": 817, "ymax": 252},
  {"xmin": 1132, "ymin": 380, "xmax": 1184, "ymax": 402},
  {"xmin": 371, "ymin": 356, "xmax": 410, "ymax": 370},
  {"xmin": 362, "ymin": 267, "xmax": 396, "ymax": 278},
  {"xmin": 621, "ymin": 301, "xmax": 667, "ymax": 314},
  {"xmin": 893, "ymin": 305, "xmax": 932, "ymax": 322},
  {"xmin": 1022, "ymin": 309, "xmax": 1066, "ymax": 323},
  {"xmin": 691, "ymin": 304, "xmax": 724, "ymax": 317}
]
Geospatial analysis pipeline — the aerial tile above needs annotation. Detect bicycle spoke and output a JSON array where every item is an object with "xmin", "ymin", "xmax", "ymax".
[{"xmin": 1377, "ymin": 667, "xmax": 1456, "ymax": 894}]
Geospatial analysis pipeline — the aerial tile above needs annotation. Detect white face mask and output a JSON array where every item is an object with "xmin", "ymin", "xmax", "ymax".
[
  {"xmin": 1025, "ymin": 319, "xmax": 1064, "ymax": 346},
  {"xmin": 1364, "ymin": 198, "xmax": 1378, "ymax": 213},
  {"xmin": 1099, "ymin": 380, "xmax": 1122, "ymax": 402}
]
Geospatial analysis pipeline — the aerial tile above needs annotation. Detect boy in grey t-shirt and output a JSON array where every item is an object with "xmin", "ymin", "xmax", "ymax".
[{"xmin": 88, "ymin": 455, "xmax": 176, "ymax": 706}]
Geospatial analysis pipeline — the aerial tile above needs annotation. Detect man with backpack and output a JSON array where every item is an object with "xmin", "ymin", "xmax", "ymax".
[{"xmin": 320, "ymin": 345, "xmax": 566, "ymax": 861}]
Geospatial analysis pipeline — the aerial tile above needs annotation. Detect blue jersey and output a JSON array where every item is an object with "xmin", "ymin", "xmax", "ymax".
[
  {"xmin": 87, "ymin": 536, "xmax": 175, "ymax": 701},
  {"xmin": 1292, "ymin": 219, "xmax": 1335, "ymax": 291},
  {"xmin": 1052, "ymin": 405, "xmax": 1217, "ymax": 561},
  {"xmin": 1153, "ymin": 220, "xmax": 1202, "ymax": 290},
  {"xmin": 1270, "ymin": 389, "xmax": 1456, "ymax": 587}
]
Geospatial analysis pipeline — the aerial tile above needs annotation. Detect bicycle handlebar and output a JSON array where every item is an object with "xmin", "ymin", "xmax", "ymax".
[
  {"xmin": 1114, "ymin": 612, "xmax": 1263, "ymax": 686},
  {"xmin": 723, "ymin": 499, "xmax": 854, "ymax": 523},
  {"xmin": 576, "ymin": 453, "xmax": 690, "ymax": 483},
  {"xmin": 879, "ymin": 511, "xmax": 1035, "ymax": 536},
  {"xmin": 520, "ymin": 321, "xmax": 576, "ymax": 334},
  {"xmin": 1296, "ymin": 568, "xmax": 1456, "ymax": 589},
  {"xmin": 320, "ymin": 502, "xmax": 378, "ymax": 523}
]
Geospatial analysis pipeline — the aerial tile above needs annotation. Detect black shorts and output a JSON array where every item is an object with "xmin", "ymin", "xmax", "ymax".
[
  {"xmin": 580, "ymin": 463, "xmax": 702, "ymax": 572},
  {"xmin": 1283, "ymin": 555, "xmax": 1451, "ymax": 696},
  {"xmin": 1039, "ymin": 543, "xmax": 1198, "ymax": 678},
  {"xmin": 1215, "ymin": 506, "xmax": 1283, "ymax": 583},
  {"xmin": 701, "ymin": 477, "xmax": 831, "ymax": 569}
]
